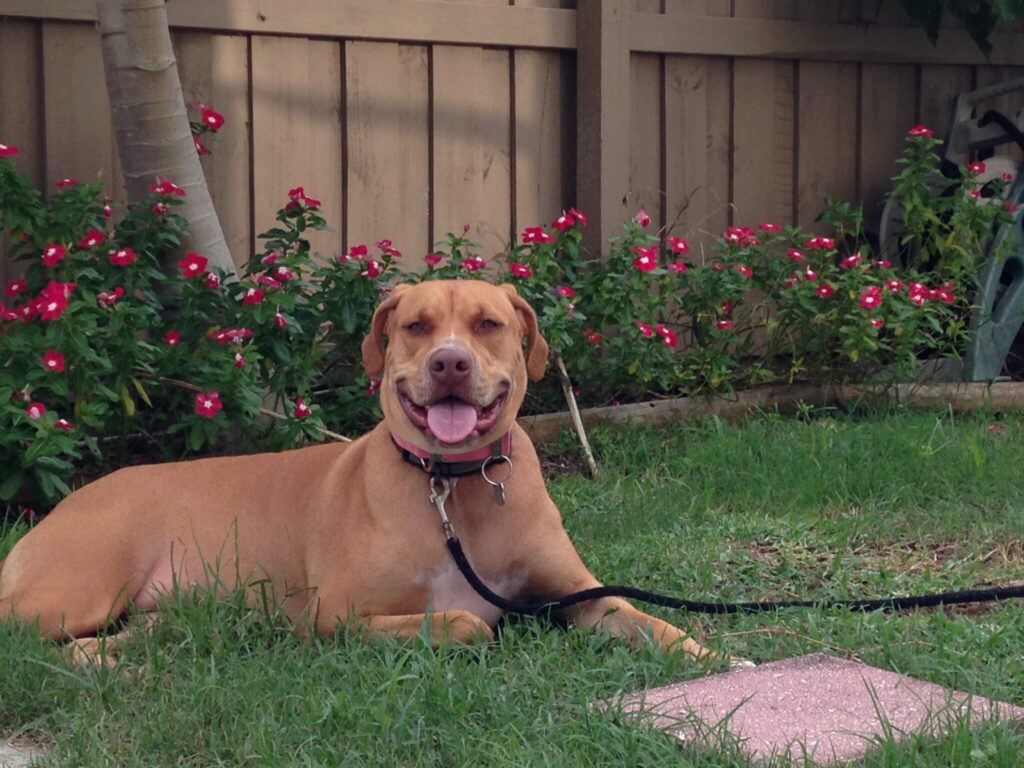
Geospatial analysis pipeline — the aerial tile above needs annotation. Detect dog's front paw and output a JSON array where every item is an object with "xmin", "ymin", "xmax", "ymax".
[{"xmin": 728, "ymin": 656, "xmax": 756, "ymax": 670}]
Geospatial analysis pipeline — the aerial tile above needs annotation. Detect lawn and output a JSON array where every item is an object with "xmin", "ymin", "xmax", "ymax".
[{"xmin": 2, "ymin": 407, "xmax": 1023, "ymax": 766}]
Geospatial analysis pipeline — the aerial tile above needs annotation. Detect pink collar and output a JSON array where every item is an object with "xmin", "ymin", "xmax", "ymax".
[{"xmin": 392, "ymin": 430, "xmax": 513, "ymax": 476}]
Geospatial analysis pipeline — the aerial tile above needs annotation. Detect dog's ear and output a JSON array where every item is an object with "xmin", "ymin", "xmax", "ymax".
[
  {"xmin": 361, "ymin": 284, "xmax": 410, "ymax": 377},
  {"xmin": 501, "ymin": 284, "xmax": 549, "ymax": 380}
]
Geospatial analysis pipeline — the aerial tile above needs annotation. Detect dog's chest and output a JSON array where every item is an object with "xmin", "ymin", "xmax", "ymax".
[{"xmin": 418, "ymin": 561, "xmax": 525, "ymax": 627}]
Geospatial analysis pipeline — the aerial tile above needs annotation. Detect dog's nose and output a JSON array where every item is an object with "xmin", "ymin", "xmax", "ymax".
[{"xmin": 428, "ymin": 346, "xmax": 473, "ymax": 386}]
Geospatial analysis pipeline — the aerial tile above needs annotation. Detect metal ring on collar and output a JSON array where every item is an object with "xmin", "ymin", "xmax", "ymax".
[{"xmin": 481, "ymin": 455, "xmax": 513, "ymax": 487}]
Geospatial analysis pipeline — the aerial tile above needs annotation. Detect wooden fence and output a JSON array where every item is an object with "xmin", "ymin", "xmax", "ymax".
[{"xmin": 1, "ymin": 0, "xmax": 1023, "ymax": 284}]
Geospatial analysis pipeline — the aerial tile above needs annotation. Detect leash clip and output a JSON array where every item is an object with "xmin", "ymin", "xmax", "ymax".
[
  {"xmin": 429, "ymin": 475, "xmax": 455, "ymax": 540},
  {"xmin": 481, "ymin": 455, "xmax": 512, "ymax": 506}
]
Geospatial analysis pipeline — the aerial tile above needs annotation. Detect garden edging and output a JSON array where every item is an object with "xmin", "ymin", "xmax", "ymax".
[{"xmin": 518, "ymin": 381, "xmax": 1024, "ymax": 444}]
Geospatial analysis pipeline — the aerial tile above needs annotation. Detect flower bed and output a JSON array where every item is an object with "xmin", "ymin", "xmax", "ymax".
[{"xmin": 0, "ymin": 127, "xmax": 1013, "ymax": 508}]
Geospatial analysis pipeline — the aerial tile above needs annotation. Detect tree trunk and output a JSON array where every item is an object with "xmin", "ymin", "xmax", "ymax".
[{"xmin": 96, "ymin": 0, "xmax": 237, "ymax": 277}]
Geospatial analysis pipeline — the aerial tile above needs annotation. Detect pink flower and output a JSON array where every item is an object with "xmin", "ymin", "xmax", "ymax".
[
  {"xmin": 840, "ymin": 252, "xmax": 862, "ymax": 269},
  {"xmin": 715, "ymin": 319, "xmax": 734, "ymax": 330},
  {"xmin": 967, "ymin": 161, "xmax": 986, "ymax": 175},
  {"xmin": 362, "ymin": 259, "xmax": 382, "ymax": 279},
  {"xmin": 108, "ymin": 247, "xmax": 137, "ymax": 267},
  {"xmin": 207, "ymin": 327, "xmax": 253, "ymax": 345},
  {"xmin": 97, "ymin": 286, "xmax": 125, "ymax": 307},
  {"xmin": 204, "ymin": 272, "xmax": 221, "ymax": 290},
  {"xmin": 666, "ymin": 235, "xmax": 690, "ymax": 255},
  {"xmin": 242, "ymin": 287, "xmax": 265, "ymax": 305},
  {"xmin": 521, "ymin": 226, "xmax": 554, "ymax": 244},
  {"xmin": 968, "ymin": 189, "xmax": 981, "ymax": 200},
  {"xmin": 1005, "ymin": 201, "xmax": 1020, "ymax": 214},
  {"xmin": 25, "ymin": 402, "xmax": 46, "ymax": 420},
  {"xmin": 0, "ymin": 142, "xmax": 18, "ymax": 157},
  {"xmin": 194, "ymin": 391, "xmax": 222, "ymax": 419},
  {"xmin": 40, "ymin": 349, "xmax": 65, "ymax": 372},
  {"xmin": 287, "ymin": 186, "xmax": 321, "ymax": 209},
  {"xmin": 758, "ymin": 222, "xmax": 781, "ymax": 233},
  {"xmin": 908, "ymin": 124, "xmax": 934, "ymax": 138},
  {"xmin": 149, "ymin": 178, "xmax": 186, "ymax": 196},
  {"xmin": 816, "ymin": 283, "xmax": 835, "ymax": 299},
  {"xmin": 293, "ymin": 397, "xmax": 312, "ymax": 418},
  {"xmin": 198, "ymin": 104, "xmax": 225, "ymax": 132},
  {"xmin": 164, "ymin": 330, "xmax": 181, "ymax": 346},
  {"xmin": 1001, "ymin": 171, "xmax": 1015, "ymax": 182},
  {"xmin": 723, "ymin": 226, "xmax": 758, "ymax": 247},
  {"xmin": 256, "ymin": 275, "xmax": 281, "ymax": 289},
  {"xmin": 806, "ymin": 236, "xmax": 835, "ymax": 250},
  {"xmin": 233, "ymin": 352, "xmax": 246, "ymax": 369},
  {"xmin": 584, "ymin": 328, "xmax": 601, "ymax": 345},
  {"xmin": 178, "ymin": 252, "xmax": 209, "ymax": 278},
  {"xmin": 869, "ymin": 318, "xmax": 885, "ymax": 329},
  {"xmin": 735, "ymin": 264, "xmax": 753, "ymax": 278},
  {"xmin": 858, "ymin": 286, "xmax": 883, "ymax": 309},
  {"xmin": 636, "ymin": 322, "xmax": 654, "ymax": 338},
  {"xmin": 374, "ymin": 239, "xmax": 402, "ymax": 258},
  {"xmin": 262, "ymin": 249, "xmax": 283, "ymax": 266},
  {"xmin": 885, "ymin": 278, "xmax": 904, "ymax": 294},
  {"xmin": 274, "ymin": 308, "xmax": 287, "ymax": 328},
  {"xmin": 711, "ymin": 262, "xmax": 727, "ymax": 271},
  {"xmin": 152, "ymin": 202, "xmax": 169, "ymax": 216},
  {"xmin": 424, "ymin": 253, "xmax": 443, "ymax": 266},
  {"xmin": 655, "ymin": 324, "xmax": 678, "ymax": 348},
  {"xmin": 42, "ymin": 244, "xmax": 67, "ymax": 267},
  {"xmin": 55, "ymin": 178, "xmax": 78, "ymax": 189},
  {"xmin": 461, "ymin": 257, "xmax": 486, "ymax": 272},
  {"xmin": 193, "ymin": 134, "xmax": 209, "ymax": 155},
  {"xmin": 787, "ymin": 249, "xmax": 805, "ymax": 262},
  {"xmin": 667, "ymin": 261, "xmax": 688, "ymax": 273},
  {"xmin": 634, "ymin": 208, "xmax": 651, "ymax": 227},
  {"xmin": 556, "ymin": 285, "xmax": 576, "ymax": 298},
  {"xmin": 78, "ymin": 228, "xmax": 106, "ymax": 248},
  {"xmin": 53, "ymin": 418, "xmax": 73, "ymax": 431},
  {"xmin": 631, "ymin": 245, "xmax": 657, "ymax": 271},
  {"xmin": 509, "ymin": 262, "xmax": 532, "ymax": 278},
  {"xmin": 5, "ymin": 279, "xmax": 27, "ymax": 298}
]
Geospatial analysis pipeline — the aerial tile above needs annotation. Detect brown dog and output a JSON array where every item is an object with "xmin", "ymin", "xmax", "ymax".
[{"xmin": 0, "ymin": 280, "xmax": 719, "ymax": 664}]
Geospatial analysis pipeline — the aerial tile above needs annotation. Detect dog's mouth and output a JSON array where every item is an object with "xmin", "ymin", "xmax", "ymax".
[{"xmin": 399, "ymin": 388, "xmax": 508, "ymax": 446}]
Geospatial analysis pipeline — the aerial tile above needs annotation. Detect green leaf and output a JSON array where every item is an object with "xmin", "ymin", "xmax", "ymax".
[{"xmin": 0, "ymin": 471, "xmax": 24, "ymax": 501}]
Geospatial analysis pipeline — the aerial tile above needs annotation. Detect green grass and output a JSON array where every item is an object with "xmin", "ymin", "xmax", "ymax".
[{"xmin": 2, "ymin": 408, "xmax": 1023, "ymax": 766}]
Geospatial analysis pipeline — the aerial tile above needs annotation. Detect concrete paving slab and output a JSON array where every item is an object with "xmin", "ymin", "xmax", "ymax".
[
  {"xmin": 0, "ymin": 739, "xmax": 43, "ymax": 768},
  {"xmin": 611, "ymin": 653, "xmax": 1024, "ymax": 764}
]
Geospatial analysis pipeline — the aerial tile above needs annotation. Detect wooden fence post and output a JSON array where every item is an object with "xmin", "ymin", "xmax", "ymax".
[{"xmin": 576, "ymin": 0, "xmax": 631, "ymax": 259}]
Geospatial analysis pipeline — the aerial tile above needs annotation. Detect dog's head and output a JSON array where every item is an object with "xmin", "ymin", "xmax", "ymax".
[{"xmin": 361, "ymin": 280, "xmax": 548, "ymax": 452}]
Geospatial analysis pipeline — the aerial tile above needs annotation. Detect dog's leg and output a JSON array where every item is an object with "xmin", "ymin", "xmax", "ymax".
[
  {"xmin": 566, "ymin": 596, "xmax": 716, "ymax": 660},
  {"xmin": 66, "ymin": 612, "xmax": 160, "ymax": 668},
  {"xmin": 341, "ymin": 611, "xmax": 494, "ymax": 646}
]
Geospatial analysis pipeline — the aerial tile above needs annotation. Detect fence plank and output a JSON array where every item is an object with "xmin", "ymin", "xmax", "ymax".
[
  {"xmin": 41, "ymin": 22, "xmax": 122, "ymax": 205},
  {"xmin": 630, "ymin": 53, "xmax": 664, "ymax": 232},
  {"xmin": 251, "ymin": 36, "xmax": 343, "ymax": 261},
  {"xmin": 796, "ymin": 61, "xmax": 859, "ymax": 231},
  {"xmin": 918, "ymin": 64, "xmax": 973, "ymax": 142},
  {"xmin": 173, "ymin": 32, "xmax": 252, "ymax": 270},
  {"xmin": 974, "ymin": 65, "xmax": 1024, "ymax": 162},
  {"xmin": 514, "ymin": 48, "xmax": 572, "ymax": 238},
  {"xmin": 346, "ymin": 40, "xmax": 430, "ymax": 262},
  {"xmin": 858, "ymin": 63, "xmax": 918, "ymax": 233},
  {"xmin": 433, "ymin": 45, "xmax": 512, "ymax": 259}
]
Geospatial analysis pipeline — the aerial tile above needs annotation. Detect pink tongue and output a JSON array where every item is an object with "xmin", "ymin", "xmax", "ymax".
[{"xmin": 426, "ymin": 400, "xmax": 479, "ymax": 444}]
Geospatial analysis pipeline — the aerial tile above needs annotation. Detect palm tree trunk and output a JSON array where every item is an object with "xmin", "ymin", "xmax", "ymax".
[{"xmin": 96, "ymin": 0, "xmax": 237, "ymax": 277}]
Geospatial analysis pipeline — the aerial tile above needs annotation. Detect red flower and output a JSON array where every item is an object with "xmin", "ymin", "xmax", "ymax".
[
  {"xmin": 25, "ymin": 402, "xmax": 46, "ymax": 420},
  {"xmin": 78, "ymin": 228, "xmax": 106, "ymax": 248},
  {"xmin": 631, "ymin": 245, "xmax": 657, "ymax": 271},
  {"xmin": 556, "ymin": 285, "xmax": 576, "ymax": 299},
  {"xmin": 347, "ymin": 244, "xmax": 368, "ymax": 261},
  {"xmin": 366, "ymin": 377, "xmax": 382, "ymax": 396},
  {"xmin": 374, "ymin": 239, "xmax": 402, "ymax": 258},
  {"xmin": 967, "ymin": 161, "xmax": 986, "ymax": 175},
  {"xmin": 720, "ymin": 300, "xmax": 736, "ymax": 315},
  {"xmin": 35, "ymin": 281, "xmax": 76, "ymax": 321},
  {"xmin": 634, "ymin": 208, "xmax": 651, "ymax": 227},
  {"xmin": 164, "ymin": 330, "xmax": 181, "ymax": 346},
  {"xmin": 758, "ymin": 222, "xmax": 781, "ymax": 233},
  {"xmin": 273, "ymin": 266, "xmax": 295, "ymax": 282},
  {"xmin": 908, "ymin": 124, "xmax": 934, "ymax": 138},
  {"xmin": 787, "ymin": 249, "xmax": 805, "ymax": 262},
  {"xmin": 274, "ymin": 308, "xmax": 287, "ymax": 328},
  {"xmin": 179, "ymin": 252, "xmax": 209, "ymax": 278},
  {"xmin": 872, "ymin": 258, "xmax": 892, "ymax": 269},
  {"xmin": 551, "ymin": 211, "xmax": 575, "ymax": 232},
  {"xmin": 194, "ymin": 134, "xmax": 209, "ymax": 156},
  {"xmin": 806, "ymin": 236, "xmax": 835, "ymax": 250},
  {"xmin": 666, "ymin": 235, "xmax": 690, "ymax": 255},
  {"xmin": 53, "ymin": 418, "xmax": 73, "ymax": 431},
  {"xmin": 461, "ymin": 257, "xmax": 486, "ymax": 272},
  {"xmin": 0, "ymin": 142, "xmax": 18, "ymax": 157},
  {"xmin": 869, "ymin": 318, "xmax": 885, "ymax": 329},
  {"xmin": 198, "ymin": 104, "xmax": 225, "ymax": 132},
  {"xmin": 41, "ymin": 349, "xmax": 65, "ymax": 372},
  {"xmin": 840, "ymin": 252, "xmax": 862, "ymax": 269},
  {"xmin": 102, "ymin": 199, "xmax": 113, "ymax": 218},
  {"xmin": 152, "ymin": 202, "xmax": 169, "ymax": 215},
  {"xmin": 41, "ymin": 244, "xmax": 67, "ymax": 267},
  {"xmin": 149, "ymin": 178, "xmax": 186, "ymax": 196},
  {"xmin": 521, "ymin": 226, "xmax": 554, "ymax": 244},
  {"xmin": 885, "ymin": 278, "xmax": 903, "ymax": 294},
  {"xmin": 108, "ymin": 247, "xmax": 137, "ymax": 267},
  {"xmin": 816, "ymin": 283, "xmax": 835, "ymax": 299},
  {"xmin": 204, "ymin": 272, "xmax": 221, "ymax": 290},
  {"xmin": 287, "ymin": 186, "xmax": 321, "ymax": 209},
  {"xmin": 857, "ymin": 286, "xmax": 883, "ymax": 309},
  {"xmin": 1001, "ymin": 171, "xmax": 1015, "ymax": 182},
  {"xmin": 667, "ymin": 261, "xmax": 688, "ymax": 273},
  {"xmin": 194, "ymin": 391, "xmax": 222, "ymax": 419},
  {"xmin": 908, "ymin": 281, "xmax": 928, "ymax": 306},
  {"xmin": 803, "ymin": 268, "xmax": 818, "ymax": 282},
  {"xmin": 1005, "ymin": 201, "xmax": 1020, "ymax": 214},
  {"xmin": 242, "ymin": 287, "xmax": 265, "ymax": 305},
  {"xmin": 968, "ymin": 189, "xmax": 981, "ymax": 200},
  {"xmin": 735, "ymin": 264, "xmax": 753, "ymax": 278},
  {"xmin": 636, "ymin": 322, "xmax": 654, "ymax": 338},
  {"xmin": 424, "ymin": 253, "xmax": 443, "ymax": 266},
  {"xmin": 567, "ymin": 207, "xmax": 588, "ymax": 226},
  {"xmin": 97, "ymin": 286, "xmax": 125, "ymax": 307},
  {"xmin": 584, "ymin": 328, "xmax": 602, "ymax": 345},
  {"xmin": 723, "ymin": 226, "xmax": 758, "ymax": 247},
  {"xmin": 509, "ymin": 262, "xmax": 532, "ymax": 278},
  {"xmin": 233, "ymin": 352, "xmax": 246, "ymax": 369},
  {"xmin": 715, "ymin": 319, "xmax": 734, "ymax": 330},
  {"xmin": 262, "ymin": 249, "xmax": 282, "ymax": 266},
  {"xmin": 256, "ymin": 275, "xmax": 281, "ymax": 289},
  {"xmin": 362, "ymin": 259, "xmax": 382, "ymax": 279},
  {"xmin": 293, "ymin": 397, "xmax": 312, "ymax": 419},
  {"xmin": 55, "ymin": 178, "xmax": 79, "ymax": 189},
  {"xmin": 655, "ymin": 324, "xmax": 678, "ymax": 348},
  {"xmin": 5, "ymin": 279, "xmax": 27, "ymax": 298}
]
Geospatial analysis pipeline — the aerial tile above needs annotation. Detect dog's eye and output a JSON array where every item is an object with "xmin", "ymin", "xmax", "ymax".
[
  {"xmin": 404, "ymin": 320, "xmax": 428, "ymax": 334},
  {"xmin": 478, "ymin": 318, "xmax": 502, "ymax": 331}
]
